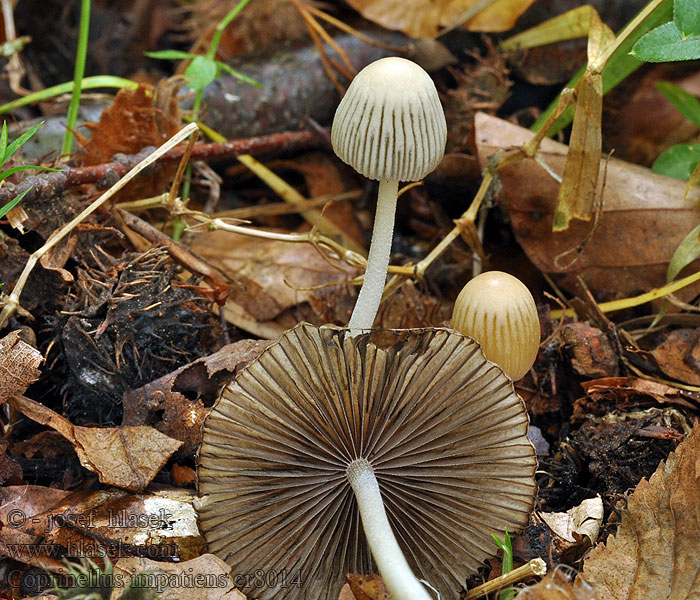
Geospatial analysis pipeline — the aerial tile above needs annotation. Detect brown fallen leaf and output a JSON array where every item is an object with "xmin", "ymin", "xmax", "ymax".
[
  {"xmin": 474, "ymin": 112, "xmax": 700, "ymax": 301},
  {"xmin": 345, "ymin": 0, "xmax": 535, "ymax": 38},
  {"xmin": 539, "ymin": 497, "xmax": 604, "ymax": 561},
  {"xmin": 0, "ymin": 485, "xmax": 71, "ymax": 572},
  {"xmin": 9, "ymin": 394, "xmax": 182, "ymax": 492},
  {"xmin": 122, "ymin": 338, "xmax": 272, "ymax": 455},
  {"xmin": 559, "ymin": 322, "xmax": 620, "ymax": 378},
  {"xmin": 344, "ymin": 574, "xmax": 391, "ymax": 600},
  {"xmin": 190, "ymin": 230, "xmax": 358, "ymax": 337},
  {"xmin": 580, "ymin": 421, "xmax": 700, "ymax": 599},
  {"xmin": 650, "ymin": 328, "xmax": 700, "ymax": 386},
  {"xmin": 580, "ymin": 376, "xmax": 700, "ymax": 412},
  {"xmin": 0, "ymin": 330, "xmax": 43, "ymax": 403},
  {"xmin": 272, "ymin": 151, "xmax": 366, "ymax": 251},
  {"xmin": 113, "ymin": 554, "xmax": 245, "ymax": 600},
  {"xmin": 81, "ymin": 84, "xmax": 180, "ymax": 166},
  {"xmin": 22, "ymin": 487, "xmax": 204, "ymax": 563}
]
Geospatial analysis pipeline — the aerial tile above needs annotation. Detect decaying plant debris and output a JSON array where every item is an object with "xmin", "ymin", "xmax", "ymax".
[{"xmin": 1, "ymin": 0, "xmax": 700, "ymax": 599}]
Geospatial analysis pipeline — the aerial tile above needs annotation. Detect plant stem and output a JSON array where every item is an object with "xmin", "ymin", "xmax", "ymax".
[
  {"xmin": 346, "ymin": 459, "xmax": 432, "ymax": 600},
  {"xmin": 174, "ymin": 0, "xmax": 253, "ymax": 242},
  {"xmin": 61, "ymin": 0, "xmax": 90, "ymax": 156},
  {"xmin": 207, "ymin": 0, "xmax": 253, "ymax": 61},
  {"xmin": 347, "ymin": 179, "xmax": 398, "ymax": 330}
]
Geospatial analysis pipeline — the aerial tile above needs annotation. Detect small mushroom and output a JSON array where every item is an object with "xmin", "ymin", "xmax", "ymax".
[
  {"xmin": 331, "ymin": 57, "xmax": 447, "ymax": 331},
  {"xmin": 198, "ymin": 323, "xmax": 536, "ymax": 600},
  {"xmin": 451, "ymin": 271, "xmax": 540, "ymax": 381}
]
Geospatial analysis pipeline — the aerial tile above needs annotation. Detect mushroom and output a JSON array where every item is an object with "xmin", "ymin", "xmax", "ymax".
[
  {"xmin": 198, "ymin": 323, "xmax": 536, "ymax": 600},
  {"xmin": 451, "ymin": 271, "xmax": 540, "ymax": 381},
  {"xmin": 331, "ymin": 57, "xmax": 447, "ymax": 331}
]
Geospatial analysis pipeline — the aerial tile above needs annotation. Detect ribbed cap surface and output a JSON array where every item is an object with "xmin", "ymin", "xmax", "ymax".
[
  {"xmin": 331, "ymin": 57, "xmax": 446, "ymax": 182},
  {"xmin": 452, "ymin": 271, "xmax": 541, "ymax": 381}
]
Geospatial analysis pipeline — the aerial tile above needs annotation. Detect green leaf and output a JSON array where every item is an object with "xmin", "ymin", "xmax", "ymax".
[
  {"xmin": 667, "ymin": 223, "xmax": 700, "ymax": 282},
  {"xmin": 184, "ymin": 55, "xmax": 217, "ymax": 91},
  {"xmin": 656, "ymin": 81, "xmax": 700, "ymax": 128},
  {"xmin": 0, "ymin": 76, "xmax": 138, "ymax": 116},
  {"xmin": 631, "ymin": 21, "xmax": 700, "ymax": 61},
  {"xmin": 4, "ymin": 121, "xmax": 44, "ymax": 165},
  {"xmin": 0, "ymin": 122, "xmax": 8, "ymax": 167},
  {"xmin": 490, "ymin": 529, "xmax": 514, "ymax": 600},
  {"xmin": 144, "ymin": 50, "xmax": 196, "ymax": 61},
  {"xmin": 652, "ymin": 144, "xmax": 700, "ymax": 180},
  {"xmin": 0, "ymin": 164, "xmax": 62, "ymax": 182},
  {"xmin": 215, "ymin": 61, "xmax": 263, "ymax": 89},
  {"xmin": 533, "ymin": 0, "xmax": 674, "ymax": 135},
  {"xmin": 675, "ymin": 0, "xmax": 700, "ymax": 37},
  {"xmin": 0, "ymin": 187, "xmax": 30, "ymax": 219}
]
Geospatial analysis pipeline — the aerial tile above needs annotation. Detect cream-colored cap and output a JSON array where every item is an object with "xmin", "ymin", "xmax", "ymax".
[
  {"xmin": 452, "ymin": 271, "xmax": 540, "ymax": 381},
  {"xmin": 331, "ymin": 57, "xmax": 447, "ymax": 182}
]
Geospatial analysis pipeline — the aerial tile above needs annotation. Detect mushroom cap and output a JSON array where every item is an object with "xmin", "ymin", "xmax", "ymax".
[
  {"xmin": 198, "ymin": 323, "xmax": 536, "ymax": 600},
  {"xmin": 331, "ymin": 57, "xmax": 447, "ymax": 182},
  {"xmin": 451, "ymin": 271, "xmax": 541, "ymax": 381}
]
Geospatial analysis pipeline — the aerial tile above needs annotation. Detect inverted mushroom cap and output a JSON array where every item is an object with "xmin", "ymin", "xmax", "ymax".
[
  {"xmin": 198, "ymin": 323, "xmax": 536, "ymax": 600},
  {"xmin": 331, "ymin": 57, "xmax": 447, "ymax": 182},
  {"xmin": 451, "ymin": 271, "xmax": 541, "ymax": 381}
]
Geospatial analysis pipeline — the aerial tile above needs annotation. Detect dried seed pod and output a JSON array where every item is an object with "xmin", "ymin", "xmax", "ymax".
[
  {"xmin": 198, "ymin": 323, "xmax": 536, "ymax": 600},
  {"xmin": 451, "ymin": 271, "xmax": 540, "ymax": 381}
]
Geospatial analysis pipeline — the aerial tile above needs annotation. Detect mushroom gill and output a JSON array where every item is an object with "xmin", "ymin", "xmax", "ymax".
[{"xmin": 197, "ymin": 323, "xmax": 536, "ymax": 600}]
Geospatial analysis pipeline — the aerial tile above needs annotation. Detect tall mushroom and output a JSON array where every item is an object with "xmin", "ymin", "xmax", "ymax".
[
  {"xmin": 331, "ymin": 57, "xmax": 447, "ymax": 331},
  {"xmin": 198, "ymin": 323, "xmax": 536, "ymax": 600}
]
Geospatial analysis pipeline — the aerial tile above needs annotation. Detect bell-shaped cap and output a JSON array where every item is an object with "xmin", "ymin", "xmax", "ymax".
[
  {"xmin": 331, "ymin": 57, "xmax": 447, "ymax": 182},
  {"xmin": 452, "ymin": 271, "xmax": 541, "ymax": 381},
  {"xmin": 198, "ymin": 323, "xmax": 536, "ymax": 600}
]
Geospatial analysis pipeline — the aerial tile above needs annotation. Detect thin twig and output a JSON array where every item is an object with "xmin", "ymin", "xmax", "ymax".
[
  {"xmin": 0, "ymin": 123, "xmax": 199, "ymax": 329},
  {"xmin": 0, "ymin": 129, "xmax": 320, "ymax": 207},
  {"xmin": 465, "ymin": 558, "xmax": 547, "ymax": 599}
]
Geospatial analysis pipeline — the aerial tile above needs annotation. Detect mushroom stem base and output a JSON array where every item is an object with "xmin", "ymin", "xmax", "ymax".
[{"xmin": 346, "ymin": 458, "xmax": 432, "ymax": 600}]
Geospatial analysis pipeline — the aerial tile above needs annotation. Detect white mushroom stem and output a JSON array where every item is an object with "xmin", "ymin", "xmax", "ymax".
[
  {"xmin": 347, "ymin": 458, "xmax": 432, "ymax": 600},
  {"xmin": 348, "ymin": 180, "xmax": 399, "ymax": 331}
]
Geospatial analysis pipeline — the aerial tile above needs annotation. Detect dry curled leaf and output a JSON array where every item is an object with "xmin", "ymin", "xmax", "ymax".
[
  {"xmin": 540, "ymin": 497, "xmax": 604, "ymax": 560},
  {"xmin": 190, "ymin": 230, "xmax": 358, "ymax": 337},
  {"xmin": 344, "ymin": 574, "xmax": 391, "ymax": 600},
  {"xmin": 345, "ymin": 0, "xmax": 535, "ymax": 38},
  {"xmin": 0, "ymin": 330, "xmax": 43, "ymax": 403},
  {"xmin": 474, "ymin": 112, "xmax": 700, "ymax": 301},
  {"xmin": 9, "ymin": 487, "xmax": 203, "ymax": 564},
  {"xmin": 113, "ymin": 554, "xmax": 245, "ymax": 600},
  {"xmin": 580, "ymin": 422, "xmax": 700, "ymax": 599},
  {"xmin": 9, "ymin": 394, "xmax": 182, "ymax": 492},
  {"xmin": 122, "ymin": 337, "xmax": 272, "ymax": 455},
  {"xmin": 81, "ymin": 84, "xmax": 181, "ymax": 165}
]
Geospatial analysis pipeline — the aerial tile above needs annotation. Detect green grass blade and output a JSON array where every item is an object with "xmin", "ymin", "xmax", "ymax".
[
  {"xmin": 532, "ymin": 0, "xmax": 673, "ymax": 135},
  {"xmin": 0, "ymin": 76, "xmax": 137, "ymax": 116},
  {"xmin": 0, "ymin": 187, "xmax": 30, "ymax": 219},
  {"xmin": 4, "ymin": 121, "xmax": 44, "ymax": 164},
  {"xmin": 61, "ymin": 0, "xmax": 91, "ymax": 156},
  {"xmin": 0, "ymin": 122, "xmax": 8, "ymax": 166}
]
